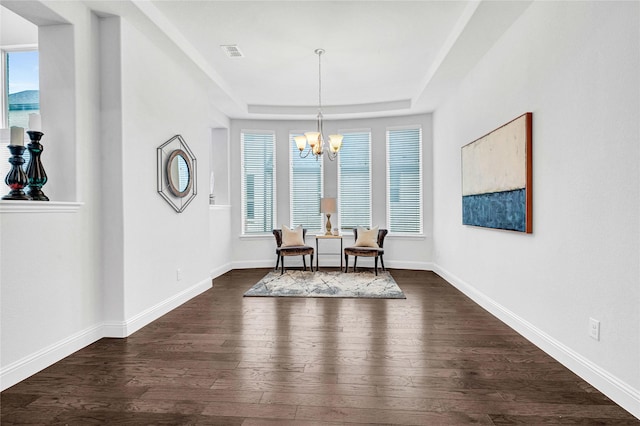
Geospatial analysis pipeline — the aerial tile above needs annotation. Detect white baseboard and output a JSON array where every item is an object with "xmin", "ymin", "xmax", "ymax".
[
  {"xmin": 1, "ymin": 277, "xmax": 213, "ymax": 391},
  {"xmin": 119, "ymin": 276, "xmax": 212, "ymax": 337},
  {"xmin": 385, "ymin": 260, "xmax": 433, "ymax": 271},
  {"xmin": 210, "ymin": 262, "xmax": 233, "ymax": 279},
  {"xmin": 101, "ymin": 320, "xmax": 128, "ymax": 338},
  {"xmin": 231, "ymin": 259, "xmax": 434, "ymax": 271},
  {"xmin": 433, "ymin": 264, "xmax": 640, "ymax": 420},
  {"xmin": 0, "ymin": 324, "xmax": 103, "ymax": 391},
  {"xmin": 232, "ymin": 259, "xmax": 277, "ymax": 269}
]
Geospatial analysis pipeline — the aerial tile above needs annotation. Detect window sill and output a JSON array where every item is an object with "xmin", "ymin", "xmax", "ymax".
[
  {"xmin": 239, "ymin": 233, "xmax": 274, "ymax": 240},
  {"xmin": 0, "ymin": 201, "xmax": 84, "ymax": 214},
  {"xmin": 209, "ymin": 204, "xmax": 231, "ymax": 211},
  {"xmin": 387, "ymin": 233, "xmax": 426, "ymax": 239}
]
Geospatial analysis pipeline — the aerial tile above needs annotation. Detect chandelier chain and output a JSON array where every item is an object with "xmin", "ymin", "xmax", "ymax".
[{"xmin": 317, "ymin": 49, "xmax": 323, "ymax": 111}]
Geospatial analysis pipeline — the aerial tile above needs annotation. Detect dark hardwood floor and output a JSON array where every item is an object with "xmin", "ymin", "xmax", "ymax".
[{"xmin": 2, "ymin": 268, "xmax": 638, "ymax": 425}]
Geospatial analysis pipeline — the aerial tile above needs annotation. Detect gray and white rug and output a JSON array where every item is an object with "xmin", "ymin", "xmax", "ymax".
[{"xmin": 244, "ymin": 270, "xmax": 406, "ymax": 299}]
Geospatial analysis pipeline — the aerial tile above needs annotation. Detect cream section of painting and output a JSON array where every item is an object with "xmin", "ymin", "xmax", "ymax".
[{"xmin": 461, "ymin": 115, "xmax": 527, "ymax": 196}]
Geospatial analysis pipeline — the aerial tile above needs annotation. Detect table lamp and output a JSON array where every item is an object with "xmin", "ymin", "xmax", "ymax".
[{"xmin": 320, "ymin": 197, "xmax": 336, "ymax": 235}]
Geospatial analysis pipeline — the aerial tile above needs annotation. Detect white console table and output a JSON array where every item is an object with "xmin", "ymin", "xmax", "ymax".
[{"xmin": 314, "ymin": 234, "xmax": 344, "ymax": 270}]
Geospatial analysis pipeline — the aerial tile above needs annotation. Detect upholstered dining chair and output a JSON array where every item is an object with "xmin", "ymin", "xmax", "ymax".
[
  {"xmin": 344, "ymin": 227, "xmax": 388, "ymax": 276},
  {"xmin": 273, "ymin": 228, "xmax": 315, "ymax": 274}
]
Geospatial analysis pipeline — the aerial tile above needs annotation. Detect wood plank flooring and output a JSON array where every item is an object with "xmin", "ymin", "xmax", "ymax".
[{"xmin": 2, "ymin": 268, "xmax": 638, "ymax": 425}]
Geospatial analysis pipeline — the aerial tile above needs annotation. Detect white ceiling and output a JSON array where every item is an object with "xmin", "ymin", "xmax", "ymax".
[
  {"xmin": 149, "ymin": 1, "xmax": 468, "ymax": 113},
  {"xmin": 4, "ymin": 0, "xmax": 533, "ymax": 121}
]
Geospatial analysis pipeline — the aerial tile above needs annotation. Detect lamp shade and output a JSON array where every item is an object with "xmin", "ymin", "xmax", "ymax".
[
  {"xmin": 305, "ymin": 132, "xmax": 320, "ymax": 147},
  {"xmin": 329, "ymin": 134, "xmax": 343, "ymax": 151},
  {"xmin": 320, "ymin": 197, "xmax": 337, "ymax": 213},
  {"xmin": 294, "ymin": 135, "xmax": 307, "ymax": 151}
]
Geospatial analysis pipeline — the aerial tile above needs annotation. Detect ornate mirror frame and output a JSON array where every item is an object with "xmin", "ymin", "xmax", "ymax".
[
  {"xmin": 166, "ymin": 148, "xmax": 193, "ymax": 197},
  {"xmin": 157, "ymin": 135, "xmax": 197, "ymax": 213}
]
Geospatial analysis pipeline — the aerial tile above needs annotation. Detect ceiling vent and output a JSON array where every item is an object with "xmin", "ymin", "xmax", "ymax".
[{"xmin": 221, "ymin": 45, "xmax": 244, "ymax": 58}]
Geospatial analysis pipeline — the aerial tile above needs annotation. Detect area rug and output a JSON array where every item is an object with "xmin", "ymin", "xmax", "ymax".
[{"xmin": 243, "ymin": 270, "xmax": 406, "ymax": 299}]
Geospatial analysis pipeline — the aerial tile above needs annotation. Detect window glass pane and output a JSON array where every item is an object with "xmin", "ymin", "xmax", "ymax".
[
  {"xmin": 387, "ymin": 127, "xmax": 422, "ymax": 233},
  {"xmin": 290, "ymin": 133, "xmax": 323, "ymax": 231},
  {"xmin": 338, "ymin": 131, "xmax": 371, "ymax": 230},
  {"xmin": 241, "ymin": 131, "xmax": 276, "ymax": 234},
  {"xmin": 2, "ymin": 50, "xmax": 38, "ymax": 180},
  {"xmin": 7, "ymin": 50, "xmax": 39, "ymax": 128}
]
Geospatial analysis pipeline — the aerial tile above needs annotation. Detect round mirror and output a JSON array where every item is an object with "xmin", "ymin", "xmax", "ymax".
[{"xmin": 167, "ymin": 149, "xmax": 192, "ymax": 197}]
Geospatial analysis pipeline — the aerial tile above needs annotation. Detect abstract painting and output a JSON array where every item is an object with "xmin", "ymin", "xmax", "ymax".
[{"xmin": 461, "ymin": 113, "xmax": 532, "ymax": 233}]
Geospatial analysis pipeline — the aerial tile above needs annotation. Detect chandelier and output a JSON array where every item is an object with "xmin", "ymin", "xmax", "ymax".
[{"xmin": 295, "ymin": 49, "xmax": 343, "ymax": 161}]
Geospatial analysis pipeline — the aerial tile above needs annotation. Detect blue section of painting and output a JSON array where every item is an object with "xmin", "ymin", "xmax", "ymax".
[{"xmin": 463, "ymin": 189, "xmax": 526, "ymax": 232}]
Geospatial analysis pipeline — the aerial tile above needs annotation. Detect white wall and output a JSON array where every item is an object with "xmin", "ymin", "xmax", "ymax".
[
  {"xmin": 100, "ymin": 15, "xmax": 125, "ymax": 332},
  {"xmin": 210, "ymin": 205, "xmax": 232, "ymax": 278},
  {"xmin": 1, "ymin": 0, "xmax": 233, "ymax": 389},
  {"xmin": 432, "ymin": 1, "xmax": 639, "ymax": 417},
  {"xmin": 210, "ymin": 128, "xmax": 230, "ymax": 206},
  {"xmin": 99, "ymin": 16, "xmax": 233, "ymax": 334},
  {"xmin": 1, "ymin": 1, "xmax": 103, "ymax": 389},
  {"xmin": 0, "ymin": 5, "xmax": 38, "ymax": 46},
  {"xmin": 229, "ymin": 114, "xmax": 433, "ymax": 271},
  {"xmin": 209, "ymin": 128, "xmax": 233, "ymax": 277}
]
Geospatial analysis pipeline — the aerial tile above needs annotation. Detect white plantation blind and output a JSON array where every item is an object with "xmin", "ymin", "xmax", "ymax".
[
  {"xmin": 290, "ymin": 133, "xmax": 324, "ymax": 231},
  {"xmin": 338, "ymin": 131, "xmax": 371, "ymax": 230},
  {"xmin": 387, "ymin": 126, "xmax": 423, "ymax": 234},
  {"xmin": 0, "ymin": 132, "xmax": 30, "ymax": 183},
  {"xmin": 241, "ymin": 131, "xmax": 276, "ymax": 234}
]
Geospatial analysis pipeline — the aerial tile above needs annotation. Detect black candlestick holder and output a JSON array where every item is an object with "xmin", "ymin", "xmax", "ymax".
[
  {"xmin": 2, "ymin": 145, "xmax": 29, "ymax": 200},
  {"xmin": 26, "ymin": 131, "xmax": 49, "ymax": 201}
]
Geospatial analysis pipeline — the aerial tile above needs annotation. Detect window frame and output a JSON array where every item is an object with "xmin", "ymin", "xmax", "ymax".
[
  {"xmin": 386, "ymin": 124, "xmax": 423, "ymax": 235},
  {"xmin": 1, "ymin": 49, "xmax": 6, "ymax": 128},
  {"xmin": 240, "ymin": 129, "xmax": 277, "ymax": 235},
  {"xmin": 337, "ymin": 128, "xmax": 372, "ymax": 232}
]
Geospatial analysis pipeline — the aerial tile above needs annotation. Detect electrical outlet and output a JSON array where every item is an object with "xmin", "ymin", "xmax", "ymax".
[
  {"xmin": 176, "ymin": 268, "xmax": 182, "ymax": 281},
  {"xmin": 589, "ymin": 318, "xmax": 600, "ymax": 341}
]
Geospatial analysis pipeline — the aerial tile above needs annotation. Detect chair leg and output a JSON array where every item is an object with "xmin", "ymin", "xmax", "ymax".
[
  {"xmin": 344, "ymin": 254, "xmax": 349, "ymax": 273},
  {"xmin": 280, "ymin": 256, "xmax": 285, "ymax": 275},
  {"xmin": 302, "ymin": 255, "xmax": 307, "ymax": 271},
  {"xmin": 311, "ymin": 253, "xmax": 315, "ymax": 272},
  {"xmin": 374, "ymin": 256, "xmax": 378, "ymax": 276},
  {"xmin": 275, "ymin": 255, "xmax": 280, "ymax": 271},
  {"xmin": 380, "ymin": 255, "xmax": 386, "ymax": 271},
  {"xmin": 353, "ymin": 256, "xmax": 358, "ymax": 272}
]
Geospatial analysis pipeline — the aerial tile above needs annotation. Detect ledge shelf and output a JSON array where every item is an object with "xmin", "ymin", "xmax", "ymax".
[{"xmin": 0, "ymin": 201, "xmax": 84, "ymax": 214}]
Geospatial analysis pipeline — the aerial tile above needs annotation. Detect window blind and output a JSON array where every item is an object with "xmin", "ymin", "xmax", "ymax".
[
  {"xmin": 338, "ymin": 131, "xmax": 371, "ymax": 230},
  {"xmin": 0, "ymin": 133, "xmax": 30, "ymax": 183},
  {"xmin": 387, "ymin": 126, "xmax": 422, "ymax": 234},
  {"xmin": 241, "ymin": 131, "xmax": 276, "ymax": 234},
  {"xmin": 289, "ymin": 133, "xmax": 323, "ymax": 231}
]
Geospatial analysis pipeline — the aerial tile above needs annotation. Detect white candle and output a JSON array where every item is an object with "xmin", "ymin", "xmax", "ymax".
[
  {"xmin": 10, "ymin": 127, "xmax": 24, "ymax": 146},
  {"xmin": 28, "ymin": 113, "xmax": 42, "ymax": 131}
]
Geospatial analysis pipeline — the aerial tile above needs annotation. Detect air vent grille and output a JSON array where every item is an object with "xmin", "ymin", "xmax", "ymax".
[{"xmin": 221, "ymin": 45, "xmax": 244, "ymax": 58}]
